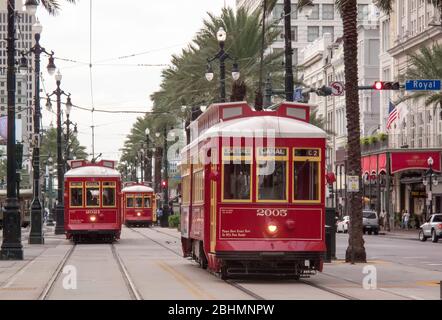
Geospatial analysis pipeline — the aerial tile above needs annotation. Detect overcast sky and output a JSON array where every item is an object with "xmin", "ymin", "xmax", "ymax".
[{"xmin": 37, "ymin": 0, "xmax": 236, "ymax": 161}]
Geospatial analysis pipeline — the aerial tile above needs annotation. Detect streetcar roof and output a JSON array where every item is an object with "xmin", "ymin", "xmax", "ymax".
[
  {"xmin": 65, "ymin": 166, "xmax": 121, "ymax": 178},
  {"xmin": 121, "ymin": 185, "xmax": 154, "ymax": 193},
  {"xmin": 182, "ymin": 115, "xmax": 327, "ymax": 153}
]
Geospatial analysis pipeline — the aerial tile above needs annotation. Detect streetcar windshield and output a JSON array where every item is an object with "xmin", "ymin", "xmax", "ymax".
[
  {"xmin": 143, "ymin": 196, "xmax": 151, "ymax": 208},
  {"xmin": 223, "ymin": 162, "xmax": 251, "ymax": 200},
  {"xmin": 135, "ymin": 197, "xmax": 143, "ymax": 208},
  {"xmin": 86, "ymin": 182, "xmax": 100, "ymax": 207},
  {"xmin": 102, "ymin": 182, "xmax": 116, "ymax": 207},
  {"xmin": 257, "ymin": 160, "xmax": 287, "ymax": 201},
  {"xmin": 126, "ymin": 197, "xmax": 134, "ymax": 208},
  {"xmin": 293, "ymin": 160, "xmax": 320, "ymax": 201},
  {"xmin": 70, "ymin": 182, "xmax": 83, "ymax": 207}
]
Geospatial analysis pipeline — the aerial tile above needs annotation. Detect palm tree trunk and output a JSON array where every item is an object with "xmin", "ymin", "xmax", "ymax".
[
  {"xmin": 284, "ymin": 0, "xmax": 294, "ymax": 101},
  {"xmin": 342, "ymin": 0, "xmax": 366, "ymax": 263}
]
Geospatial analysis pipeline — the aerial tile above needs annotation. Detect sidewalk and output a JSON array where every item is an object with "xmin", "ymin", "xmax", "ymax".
[{"xmin": 379, "ymin": 228, "xmax": 419, "ymax": 240}]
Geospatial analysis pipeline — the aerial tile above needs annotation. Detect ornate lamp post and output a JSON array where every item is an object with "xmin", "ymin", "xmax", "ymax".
[
  {"xmin": 423, "ymin": 157, "xmax": 439, "ymax": 219},
  {"xmin": 20, "ymin": 18, "xmax": 56, "ymax": 244},
  {"xmin": 46, "ymin": 70, "xmax": 71, "ymax": 235},
  {"xmin": 205, "ymin": 27, "xmax": 240, "ymax": 103},
  {"xmin": 1, "ymin": 0, "xmax": 23, "ymax": 260}
]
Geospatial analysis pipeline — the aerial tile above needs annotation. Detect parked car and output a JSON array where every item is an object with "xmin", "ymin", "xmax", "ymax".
[
  {"xmin": 337, "ymin": 216, "xmax": 350, "ymax": 233},
  {"xmin": 363, "ymin": 210, "xmax": 379, "ymax": 235},
  {"xmin": 419, "ymin": 214, "xmax": 442, "ymax": 243}
]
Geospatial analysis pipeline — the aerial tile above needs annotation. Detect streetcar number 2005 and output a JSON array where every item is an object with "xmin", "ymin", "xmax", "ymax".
[{"xmin": 256, "ymin": 209, "xmax": 288, "ymax": 217}]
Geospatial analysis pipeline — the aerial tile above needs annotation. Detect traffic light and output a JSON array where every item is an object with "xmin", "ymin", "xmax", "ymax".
[
  {"xmin": 161, "ymin": 180, "xmax": 167, "ymax": 188},
  {"xmin": 316, "ymin": 85, "xmax": 333, "ymax": 97},
  {"xmin": 373, "ymin": 81, "xmax": 401, "ymax": 90}
]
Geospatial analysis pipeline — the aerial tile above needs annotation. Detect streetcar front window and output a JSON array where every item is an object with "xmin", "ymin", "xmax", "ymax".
[
  {"xmin": 143, "ymin": 196, "xmax": 151, "ymax": 208},
  {"xmin": 258, "ymin": 161, "xmax": 287, "ymax": 201},
  {"xmin": 293, "ymin": 161, "xmax": 320, "ymax": 201},
  {"xmin": 135, "ymin": 197, "xmax": 143, "ymax": 208},
  {"xmin": 223, "ymin": 162, "xmax": 251, "ymax": 200},
  {"xmin": 86, "ymin": 182, "xmax": 100, "ymax": 207},
  {"xmin": 102, "ymin": 182, "xmax": 116, "ymax": 207},
  {"xmin": 126, "ymin": 197, "xmax": 134, "ymax": 208},
  {"xmin": 70, "ymin": 182, "xmax": 83, "ymax": 207}
]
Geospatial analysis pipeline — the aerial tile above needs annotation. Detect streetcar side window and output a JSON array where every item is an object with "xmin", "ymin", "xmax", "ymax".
[
  {"xmin": 102, "ymin": 182, "xmax": 116, "ymax": 207},
  {"xmin": 192, "ymin": 169, "xmax": 204, "ymax": 203},
  {"xmin": 182, "ymin": 175, "xmax": 191, "ymax": 205},
  {"xmin": 293, "ymin": 148, "xmax": 321, "ymax": 202},
  {"xmin": 135, "ymin": 196, "xmax": 143, "ymax": 208},
  {"xmin": 70, "ymin": 182, "xmax": 83, "ymax": 207},
  {"xmin": 223, "ymin": 162, "xmax": 251, "ymax": 200},
  {"xmin": 143, "ymin": 196, "xmax": 151, "ymax": 208},
  {"xmin": 126, "ymin": 196, "xmax": 134, "ymax": 208},
  {"xmin": 85, "ymin": 182, "xmax": 100, "ymax": 207}
]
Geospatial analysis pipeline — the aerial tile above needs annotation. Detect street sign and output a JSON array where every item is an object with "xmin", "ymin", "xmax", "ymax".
[
  {"xmin": 405, "ymin": 80, "xmax": 441, "ymax": 91},
  {"xmin": 347, "ymin": 176, "xmax": 360, "ymax": 193},
  {"xmin": 330, "ymin": 81, "xmax": 345, "ymax": 96}
]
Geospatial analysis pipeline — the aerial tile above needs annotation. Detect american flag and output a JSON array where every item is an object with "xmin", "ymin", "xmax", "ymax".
[{"xmin": 386, "ymin": 102, "xmax": 398, "ymax": 130}]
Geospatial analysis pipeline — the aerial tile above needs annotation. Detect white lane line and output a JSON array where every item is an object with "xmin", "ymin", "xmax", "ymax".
[
  {"xmin": 427, "ymin": 264, "xmax": 442, "ymax": 266},
  {"xmin": 403, "ymin": 257, "xmax": 426, "ymax": 259},
  {"xmin": 2, "ymin": 261, "xmax": 36, "ymax": 289}
]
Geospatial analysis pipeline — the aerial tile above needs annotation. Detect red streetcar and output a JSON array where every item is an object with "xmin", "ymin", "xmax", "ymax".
[
  {"xmin": 121, "ymin": 182, "xmax": 156, "ymax": 227},
  {"xmin": 180, "ymin": 101, "xmax": 327, "ymax": 279},
  {"xmin": 64, "ymin": 160, "xmax": 122, "ymax": 242}
]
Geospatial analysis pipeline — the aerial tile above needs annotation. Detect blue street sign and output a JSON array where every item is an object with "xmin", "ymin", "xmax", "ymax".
[
  {"xmin": 294, "ymin": 88, "xmax": 303, "ymax": 102},
  {"xmin": 405, "ymin": 79, "xmax": 441, "ymax": 91}
]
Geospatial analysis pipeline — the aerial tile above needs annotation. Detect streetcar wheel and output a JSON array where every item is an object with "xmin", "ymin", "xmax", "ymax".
[
  {"xmin": 220, "ymin": 266, "xmax": 228, "ymax": 280},
  {"xmin": 368, "ymin": 230, "xmax": 373, "ymax": 235},
  {"xmin": 431, "ymin": 230, "xmax": 439, "ymax": 243}
]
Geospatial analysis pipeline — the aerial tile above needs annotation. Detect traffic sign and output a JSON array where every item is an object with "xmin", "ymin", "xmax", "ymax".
[
  {"xmin": 330, "ymin": 81, "xmax": 345, "ymax": 96},
  {"xmin": 347, "ymin": 176, "xmax": 360, "ymax": 193},
  {"xmin": 405, "ymin": 80, "xmax": 441, "ymax": 91}
]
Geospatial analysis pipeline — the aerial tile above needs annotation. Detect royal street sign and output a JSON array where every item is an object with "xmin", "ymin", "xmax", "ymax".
[{"xmin": 405, "ymin": 80, "xmax": 441, "ymax": 91}]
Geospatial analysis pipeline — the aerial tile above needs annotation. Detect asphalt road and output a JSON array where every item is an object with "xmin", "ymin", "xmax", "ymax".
[{"xmin": 336, "ymin": 233, "xmax": 442, "ymax": 272}]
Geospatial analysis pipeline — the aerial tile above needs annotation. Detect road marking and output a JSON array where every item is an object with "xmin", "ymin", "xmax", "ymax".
[
  {"xmin": 156, "ymin": 260, "xmax": 216, "ymax": 300},
  {"xmin": 416, "ymin": 281, "xmax": 441, "ymax": 287},
  {"xmin": 427, "ymin": 264, "xmax": 442, "ymax": 266},
  {"xmin": 2, "ymin": 261, "xmax": 36, "ymax": 289},
  {"xmin": 403, "ymin": 257, "xmax": 426, "ymax": 259}
]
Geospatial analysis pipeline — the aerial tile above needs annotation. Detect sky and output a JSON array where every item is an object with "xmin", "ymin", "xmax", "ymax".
[{"xmin": 37, "ymin": 0, "xmax": 237, "ymax": 161}]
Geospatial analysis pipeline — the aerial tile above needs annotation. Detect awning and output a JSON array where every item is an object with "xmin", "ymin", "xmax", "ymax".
[{"xmin": 391, "ymin": 151, "xmax": 441, "ymax": 174}]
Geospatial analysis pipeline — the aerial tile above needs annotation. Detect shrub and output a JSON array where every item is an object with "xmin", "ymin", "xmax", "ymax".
[
  {"xmin": 360, "ymin": 137, "xmax": 370, "ymax": 145},
  {"xmin": 369, "ymin": 135, "xmax": 378, "ymax": 144},
  {"xmin": 168, "ymin": 214, "xmax": 180, "ymax": 229},
  {"xmin": 377, "ymin": 133, "xmax": 388, "ymax": 141}
]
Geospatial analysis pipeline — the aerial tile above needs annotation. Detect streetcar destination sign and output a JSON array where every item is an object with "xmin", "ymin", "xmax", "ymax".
[{"xmin": 405, "ymin": 80, "xmax": 441, "ymax": 91}]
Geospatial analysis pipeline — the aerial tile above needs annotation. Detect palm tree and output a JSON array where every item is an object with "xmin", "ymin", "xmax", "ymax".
[
  {"xmin": 34, "ymin": 0, "xmax": 76, "ymax": 15},
  {"xmin": 402, "ymin": 44, "xmax": 442, "ymax": 107}
]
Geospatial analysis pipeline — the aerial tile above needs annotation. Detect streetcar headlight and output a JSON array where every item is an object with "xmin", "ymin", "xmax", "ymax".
[
  {"xmin": 90, "ymin": 216, "xmax": 96, "ymax": 222},
  {"xmin": 137, "ymin": 212, "xmax": 141, "ymax": 217},
  {"xmin": 267, "ymin": 224, "xmax": 278, "ymax": 234}
]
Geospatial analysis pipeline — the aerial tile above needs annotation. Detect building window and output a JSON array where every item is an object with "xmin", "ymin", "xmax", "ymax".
[
  {"xmin": 308, "ymin": 4, "xmax": 320, "ymax": 20},
  {"xmin": 291, "ymin": 4, "xmax": 298, "ymax": 19},
  {"xmin": 322, "ymin": 4, "xmax": 334, "ymax": 20},
  {"xmin": 273, "ymin": 4, "xmax": 284, "ymax": 21},
  {"xmin": 307, "ymin": 26, "xmax": 320, "ymax": 42},
  {"xmin": 291, "ymin": 26, "xmax": 298, "ymax": 42},
  {"xmin": 292, "ymin": 48, "xmax": 298, "ymax": 66},
  {"xmin": 358, "ymin": 4, "xmax": 369, "ymax": 22},
  {"xmin": 382, "ymin": 19, "xmax": 390, "ymax": 52},
  {"xmin": 277, "ymin": 26, "xmax": 284, "ymax": 42},
  {"xmin": 322, "ymin": 26, "xmax": 334, "ymax": 41}
]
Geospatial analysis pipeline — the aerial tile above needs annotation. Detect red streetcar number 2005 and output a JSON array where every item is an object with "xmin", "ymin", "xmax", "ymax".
[{"xmin": 256, "ymin": 209, "xmax": 288, "ymax": 217}]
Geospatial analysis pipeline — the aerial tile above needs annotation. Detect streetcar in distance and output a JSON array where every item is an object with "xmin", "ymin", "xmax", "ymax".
[
  {"xmin": 64, "ymin": 160, "xmax": 122, "ymax": 243},
  {"xmin": 180, "ymin": 101, "xmax": 327, "ymax": 279},
  {"xmin": 121, "ymin": 182, "xmax": 156, "ymax": 227},
  {"xmin": 0, "ymin": 188, "xmax": 32, "ymax": 229}
]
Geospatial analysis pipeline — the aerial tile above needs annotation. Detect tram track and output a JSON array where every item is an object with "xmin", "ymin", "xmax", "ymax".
[
  {"xmin": 39, "ymin": 244, "xmax": 77, "ymax": 300},
  {"xmin": 299, "ymin": 279, "xmax": 359, "ymax": 300},
  {"xmin": 111, "ymin": 243, "xmax": 143, "ymax": 300}
]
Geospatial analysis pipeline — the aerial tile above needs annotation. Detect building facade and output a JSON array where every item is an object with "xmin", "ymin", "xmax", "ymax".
[{"xmin": 0, "ymin": 0, "xmax": 37, "ymax": 188}]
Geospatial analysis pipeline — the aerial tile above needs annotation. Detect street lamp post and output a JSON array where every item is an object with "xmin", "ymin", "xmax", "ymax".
[
  {"xmin": 63, "ymin": 96, "xmax": 74, "ymax": 169},
  {"xmin": 423, "ymin": 157, "xmax": 439, "ymax": 219},
  {"xmin": 1, "ymin": 0, "xmax": 23, "ymax": 260},
  {"xmin": 205, "ymin": 27, "xmax": 240, "ymax": 103},
  {"xmin": 145, "ymin": 128, "xmax": 152, "ymax": 182},
  {"xmin": 20, "ymin": 19, "xmax": 57, "ymax": 244},
  {"xmin": 46, "ymin": 71, "xmax": 71, "ymax": 235},
  {"xmin": 46, "ymin": 157, "xmax": 55, "ymax": 226}
]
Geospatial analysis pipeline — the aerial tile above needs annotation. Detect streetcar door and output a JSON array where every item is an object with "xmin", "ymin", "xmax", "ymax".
[{"xmin": 210, "ymin": 165, "xmax": 217, "ymax": 252}]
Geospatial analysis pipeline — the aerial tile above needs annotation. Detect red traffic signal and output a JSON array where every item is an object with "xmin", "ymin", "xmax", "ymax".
[
  {"xmin": 373, "ymin": 81, "xmax": 401, "ymax": 90},
  {"xmin": 161, "ymin": 180, "xmax": 167, "ymax": 188}
]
